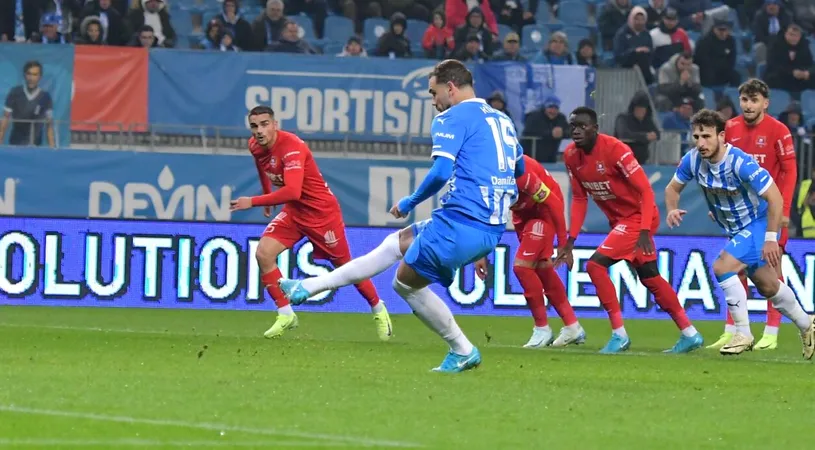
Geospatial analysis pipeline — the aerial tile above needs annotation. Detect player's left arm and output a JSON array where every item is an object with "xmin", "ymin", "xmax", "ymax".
[
  {"xmin": 393, "ymin": 114, "xmax": 462, "ymax": 217},
  {"xmin": 233, "ymin": 149, "xmax": 307, "ymax": 210},
  {"xmin": 44, "ymin": 93, "xmax": 54, "ymax": 147},
  {"xmin": 738, "ymin": 156, "xmax": 782, "ymax": 266},
  {"xmin": 775, "ymin": 128, "xmax": 798, "ymax": 227},
  {"xmin": 613, "ymin": 144, "xmax": 655, "ymax": 254}
]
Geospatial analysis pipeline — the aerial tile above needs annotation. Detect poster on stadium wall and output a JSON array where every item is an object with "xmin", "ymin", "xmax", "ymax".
[
  {"xmin": 0, "ymin": 43, "xmax": 72, "ymax": 148},
  {"xmin": 71, "ymin": 46, "xmax": 149, "ymax": 132},
  {"xmin": 0, "ymin": 146, "xmax": 722, "ymax": 235},
  {"xmin": 146, "ymin": 51, "xmax": 591, "ymax": 142},
  {"xmin": 1, "ymin": 216, "xmax": 813, "ymax": 323}
]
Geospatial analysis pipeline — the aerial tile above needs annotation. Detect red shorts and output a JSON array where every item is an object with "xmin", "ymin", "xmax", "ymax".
[
  {"xmin": 262, "ymin": 210, "xmax": 351, "ymax": 262},
  {"xmin": 596, "ymin": 219, "xmax": 657, "ymax": 265},
  {"xmin": 514, "ymin": 218, "xmax": 556, "ymax": 263}
]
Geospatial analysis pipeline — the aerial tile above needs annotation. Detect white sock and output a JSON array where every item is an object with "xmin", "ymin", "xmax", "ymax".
[
  {"xmin": 371, "ymin": 301, "xmax": 385, "ymax": 314},
  {"xmin": 612, "ymin": 326, "xmax": 627, "ymax": 338},
  {"xmin": 566, "ymin": 322, "xmax": 582, "ymax": 331},
  {"xmin": 301, "ymin": 231, "xmax": 402, "ymax": 295},
  {"xmin": 278, "ymin": 304, "xmax": 294, "ymax": 315},
  {"xmin": 769, "ymin": 282, "xmax": 812, "ymax": 332},
  {"xmin": 534, "ymin": 325, "xmax": 551, "ymax": 332},
  {"xmin": 719, "ymin": 275, "xmax": 752, "ymax": 337},
  {"xmin": 681, "ymin": 326, "xmax": 698, "ymax": 337},
  {"xmin": 724, "ymin": 324, "xmax": 737, "ymax": 334},
  {"xmin": 392, "ymin": 277, "xmax": 474, "ymax": 355},
  {"xmin": 763, "ymin": 325, "xmax": 779, "ymax": 336}
]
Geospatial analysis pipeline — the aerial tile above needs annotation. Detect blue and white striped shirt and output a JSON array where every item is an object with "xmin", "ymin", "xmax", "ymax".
[{"xmin": 673, "ymin": 144, "xmax": 774, "ymax": 236}]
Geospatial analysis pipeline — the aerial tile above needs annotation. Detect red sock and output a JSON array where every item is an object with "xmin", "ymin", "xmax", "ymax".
[
  {"xmin": 354, "ymin": 279, "xmax": 380, "ymax": 308},
  {"xmin": 514, "ymin": 265, "xmax": 548, "ymax": 327},
  {"xmin": 261, "ymin": 268, "xmax": 288, "ymax": 309},
  {"xmin": 766, "ymin": 275, "xmax": 784, "ymax": 328},
  {"xmin": 536, "ymin": 266, "xmax": 578, "ymax": 326},
  {"xmin": 585, "ymin": 260, "xmax": 624, "ymax": 329},
  {"xmin": 641, "ymin": 276, "xmax": 691, "ymax": 330}
]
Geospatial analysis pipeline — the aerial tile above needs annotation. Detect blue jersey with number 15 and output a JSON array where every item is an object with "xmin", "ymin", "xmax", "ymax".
[{"xmin": 431, "ymin": 98, "xmax": 523, "ymax": 226}]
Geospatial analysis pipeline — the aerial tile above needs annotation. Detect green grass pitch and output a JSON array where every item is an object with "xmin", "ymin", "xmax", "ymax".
[{"xmin": 1, "ymin": 306, "xmax": 813, "ymax": 449}]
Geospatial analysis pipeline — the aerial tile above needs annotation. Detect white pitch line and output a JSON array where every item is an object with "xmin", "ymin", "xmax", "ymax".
[
  {"xmin": 0, "ymin": 406, "xmax": 421, "ymax": 448},
  {"xmin": 0, "ymin": 438, "xmax": 352, "ymax": 447}
]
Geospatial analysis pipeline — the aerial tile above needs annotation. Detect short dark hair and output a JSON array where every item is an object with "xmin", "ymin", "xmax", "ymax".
[
  {"xmin": 570, "ymin": 106, "xmax": 598, "ymax": 124},
  {"xmin": 248, "ymin": 106, "xmax": 275, "ymax": 119},
  {"xmin": 23, "ymin": 60, "xmax": 42, "ymax": 75},
  {"xmin": 737, "ymin": 78, "xmax": 769, "ymax": 99},
  {"xmin": 139, "ymin": 25, "xmax": 154, "ymax": 34},
  {"xmin": 691, "ymin": 109, "xmax": 726, "ymax": 134},
  {"xmin": 429, "ymin": 59, "xmax": 473, "ymax": 88}
]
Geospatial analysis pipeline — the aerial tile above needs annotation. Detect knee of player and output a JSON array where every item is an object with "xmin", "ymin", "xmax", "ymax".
[
  {"xmin": 392, "ymin": 275, "xmax": 411, "ymax": 297},
  {"xmin": 635, "ymin": 261, "xmax": 660, "ymax": 280},
  {"xmin": 513, "ymin": 259, "xmax": 536, "ymax": 275},
  {"xmin": 753, "ymin": 274, "xmax": 780, "ymax": 298},
  {"xmin": 711, "ymin": 257, "xmax": 730, "ymax": 278},
  {"xmin": 255, "ymin": 241, "xmax": 281, "ymax": 267},
  {"xmin": 397, "ymin": 228, "xmax": 414, "ymax": 255}
]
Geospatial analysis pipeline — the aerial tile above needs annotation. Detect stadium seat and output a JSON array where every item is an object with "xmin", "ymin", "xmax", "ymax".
[
  {"xmin": 172, "ymin": 9, "xmax": 195, "ymax": 37},
  {"xmin": 406, "ymin": 19, "xmax": 428, "ymax": 48},
  {"xmin": 558, "ymin": 1, "xmax": 590, "ymax": 26},
  {"xmin": 322, "ymin": 42, "xmax": 346, "ymax": 56},
  {"xmin": 521, "ymin": 24, "xmax": 548, "ymax": 52},
  {"xmin": 723, "ymin": 86, "xmax": 740, "ymax": 110},
  {"xmin": 324, "ymin": 16, "xmax": 354, "ymax": 43},
  {"xmin": 497, "ymin": 24, "xmax": 513, "ymax": 42},
  {"xmin": 768, "ymin": 89, "xmax": 791, "ymax": 117},
  {"xmin": 801, "ymin": 90, "xmax": 815, "ymax": 118},
  {"xmin": 535, "ymin": 5, "xmax": 550, "ymax": 23},
  {"xmin": 702, "ymin": 87, "xmax": 717, "ymax": 109},
  {"xmin": 288, "ymin": 14, "xmax": 316, "ymax": 41},
  {"xmin": 364, "ymin": 18, "xmax": 389, "ymax": 45},
  {"xmin": 239, "ymin": 6, "xmax": 263, "ymax": 19},
  {"xmin": 562, "ymin": 26, "xmax": 590, "ymax": 45}
]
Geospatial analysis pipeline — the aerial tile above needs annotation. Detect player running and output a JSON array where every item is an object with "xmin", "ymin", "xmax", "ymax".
[
  {"xmin": 665, "ymin": 109, "xmax": 815, "ymax": 357},
  {"xmin": 281, "ymin": 60, "xmax": 549, "ymax": 372},
  {"xmin": 229, "ymin": 106, "xmax": 392, "ymax": 341},
  {"xmin": 554, "ymin": 107, "xmax": 703, "ymax": 354},
  {"xmin": 706, "ymin": 79, "xmax": 798, "ymax": 351},
  {"xmin": 475, "ymin": 155, "xmax": 585, "ymax": 348}
]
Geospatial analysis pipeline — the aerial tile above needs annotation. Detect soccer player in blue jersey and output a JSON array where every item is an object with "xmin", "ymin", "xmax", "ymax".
[
  {"xmin": 279, "ymin": 59, "xmax": 550, "ymax": 372},
  {"xmin": 664, "ymin": 109, "xmax": 815, "ymax": 358}
]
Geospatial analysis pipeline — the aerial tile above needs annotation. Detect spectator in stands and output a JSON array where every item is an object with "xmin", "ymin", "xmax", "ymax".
[
  {"xmin": 39, "ymin": 13, "xmax": 70, "ymax": 43},
  {"xmin": 337, "ymin": 36, "xmax": 367, "ymax": 56},
  {"xmin": 655, "ymin": 52, "xmax": 702, "ymax": 111},
  {"xmin": 268, "ymin": 19, "xmax": 317, "ymax": 53},
  {"xmin": 599, "ymin": 0, "xmax": 632, "ymax": 52},
  {"xmin": 286, "ymin": 0, "xmax": 328, "ymax": 38},
  {"xmin": 253, "ymin": 0, "xmax": 286, "ymax": 51},
  {"xmin": 127, "ymin": 0, "xmax": 175, "ymax": 48},
  {"xmin": 533, "ymin": 31, "xmax": 574, "ymax": 64},
  {"xmin": 452, "ymin": 32, "xmax": 490, "ymax": 61},
  {"xmin": 787, "ymin": 0, "xmax": 815, "ymax": 33},
  {"xmin": 614, "ymin": 6, "xmax": 655, "ymax": 84},
  {"xmin": 446, "ymin": 0, "xmax": 499, "ymax": 38},
  {"xmin": 792, "ymin": 167, "xmax": 815, "ymax": 238},
  {"xmin": 765, "ymin": 23, "xmax": 815, "ymax": 94},
  {"xmin": 650, "ymin": 8, "xmax": 693, "ymax": 69},
  {"xmin": 0, "ymin": 61, "xmax": 54, "ymax": 147},
  {"xmin": 0, "ymin": 0, "xmax": 42, "ymax": 41},
  {"xmin": 375, "ymin": 12, "xmax": 412, "ymax": 58},
  {"xmin": 76, "ymin": 16, "xmax": 105, "ymax": 45},
  {"xmin": 454, "ymin": 7, "xmax": 496, "ymax": 55},
  {"xmin": 81, "ymin": 0, "xmax": 128, "ymax": 45},
  {"xmin": 219, "ymin": 29, "xmax": 241, "ymax": 51},
  {"xmin": 199, "ymin": 18, "xmax": 223, "ymax": 50},
  {"xmin": 492, "ymin": 32, "xmax": 527, "ymax": 61},
  {"xmin": 753, "ymin": 0, "xmax": 793, "ymax": 65},
  {"xmin": 491, "ymin": 0, "xmax": 535, "ymax": 32},
  {"xmin": 521, "ymin": 95, "xmax": 568, "ymax": 163},
  {"xmin": 214, "ymin": 0, "xmax": 254, "ymax": 51},
  {"xmin": 614, "ymin": 91, "xmax": 659, "ymax": 163},
  {"xmin": 382, "ymin": 0, "xmax": 433, "ymax": 22},
  {"xmin": 645, "ymin": 0, "xmax": 668, "ymax": 29},
  {"xmin": 778, "ymin": 100, "xmax": 808, "ymax": 137},
  {"xmin": 486, "ymin": 90, "xmax": 511, "ymax": 118},
  {"xmin": 716, "ymin": 95, "xmax": 737, "ymax": 119},
  {"xmin": 576, "ymin": 39, "xmax": 599, "ymax": 67},
  {"xmin": 422, "ymin": 11, "xmax": 455, "ymax": 59},
  {"xmin": 694, "ymin": 19, "xmax": 739, "ymax": 87},
  {"xmin": 662, "ymin": 96, "xmax": 695, "ymax": 130},
  {"xmin": 130, "ymin": 23, "xmax": 158, "ymax": 47},
  {"xmin": 724, "ymin": 0, "xmax": 764, "ymax": 30},
  {"xmin": 673, "ymin": 0, "xmax": 731, "ymax": 33}
]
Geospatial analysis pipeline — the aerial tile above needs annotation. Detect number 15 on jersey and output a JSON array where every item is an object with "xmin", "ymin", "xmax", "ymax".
[{"xmin": 484, "ymin": 115, "xmax": 520, "ymax": 225}]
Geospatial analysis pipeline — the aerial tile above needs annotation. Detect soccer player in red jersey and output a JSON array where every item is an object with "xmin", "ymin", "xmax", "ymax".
[
  {"xmin": 706, "ymin": 79, "xmax": 798, "ymax": 351},
  {"xmin": 555, "ymin": 107, "xmax": 703, "ymax": 354},
  {"xmin": 229, "ymin": 106, "xmax": 393, "ymax": 340},
  {"xmin": 475, "ymin": 155, "xmax": 584, "ymax": 348}
]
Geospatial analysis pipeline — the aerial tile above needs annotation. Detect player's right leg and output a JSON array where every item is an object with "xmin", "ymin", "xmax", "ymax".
[
  {"xmin": 257, "ymin": 213, "xmax": 302, "ymax": 338},
  {"xmin": 513, "ymin": 220, "xmax": 554, "ymax": 348},
  {"xmin": 712, "ymin": 238, "xmax": 755, "ymax": 355},
  {"xmin": 587, "ymin": 226, "xmax": 631, "ymax": 354}
]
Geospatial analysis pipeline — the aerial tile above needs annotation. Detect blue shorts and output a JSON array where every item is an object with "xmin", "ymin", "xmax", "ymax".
[
  {"xmin": 723, "ymin": 218, "xmax": 769, "ymax": 275},
  {"xmin": 405, "ymin": 210, "xmax": 501, "ymax": 287}
]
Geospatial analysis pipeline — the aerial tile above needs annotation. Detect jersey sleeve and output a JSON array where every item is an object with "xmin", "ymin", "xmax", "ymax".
[
  {"xmin": 4, "ymin": 88, "xmax": 16, "ymax": 113},
  {"xmin": 735, "ymin": 153, "xmax": 773, "ymax": 197},
  {"xmin": 611, "ymin": 142, "xmax": 654, "ymax": 230},
  {"xmin": 565, "ymin": 156, "xmax": 588, "ymax": 239},
  {"xmin": 774, "ymin": 125, "xmax": 798, "ymax": 217},
  {"xmin": 672, "ymin": 151, "xmax": 695, "ymax": 185},
  {"xmin": 43, "ymin": 92, "xmax": 53, "ymax": 119},
  {"xmin": 250, "ymin": 143, "xmax": 307, "ymax": 207},
  {"xmin": 430, "ymin": 112, "xmax": 465, "ymax": 161}
]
